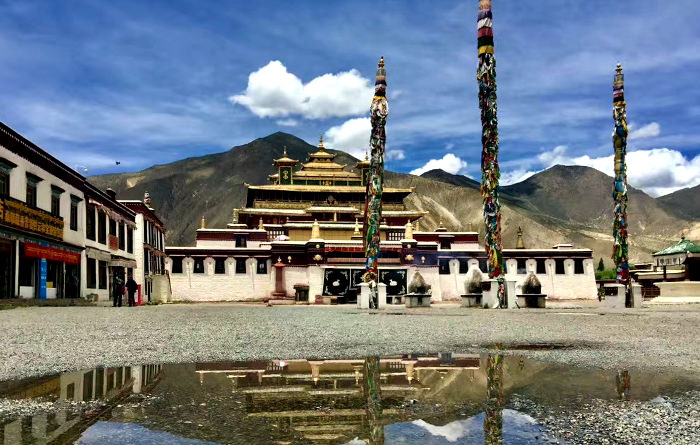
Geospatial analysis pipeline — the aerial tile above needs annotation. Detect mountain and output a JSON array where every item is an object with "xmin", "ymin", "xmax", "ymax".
[
  {"xmin": 658, "ymin": 184, "xmax": 700, "ymax": 220},
  {"xmin": 420, "ymin": 169, "xmax": 480, "ymax": 190},
  {"xmin": 89, "ymin": 133, "xmax": 698, "ymax": 264}
]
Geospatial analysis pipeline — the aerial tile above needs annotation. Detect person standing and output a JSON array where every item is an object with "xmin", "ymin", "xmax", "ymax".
[
  {"xmin": 113, "ymin": 274, "xmax": 124, "ymax": 307},
  {"xmin": 126, "ymin": 275, "xmax": 138, "ymax": 307}
]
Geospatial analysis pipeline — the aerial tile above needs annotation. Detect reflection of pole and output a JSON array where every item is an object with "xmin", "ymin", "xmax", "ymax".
[
  {"xmin": 363, "ymin": 357, "xmax": 384, "ymax": 445},
  {"xmin": 477, "ymin": 0, "xmax": 505, "ymax": 308},
  {"xmin": 616, "ymin": 370, "xmax": 631, "ymax": 401},
  {"xmin": 364, "ymin": 57, "xmax": 388, "ymax": 310},
  {"xmin": 612, "ymin": 64, "xmax": 629, "ymax": 290},
  {"xmin": 484, "ymin": 353, "xmax": 503, "ymax": 444}
]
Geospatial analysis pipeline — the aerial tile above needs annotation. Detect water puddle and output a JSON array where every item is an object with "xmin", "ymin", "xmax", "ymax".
[{"xmin": 1, "ymin": 355, "xmax": 699, "ymax": 444}]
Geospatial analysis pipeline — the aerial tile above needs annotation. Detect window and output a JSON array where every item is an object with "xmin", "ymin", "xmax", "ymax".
[
  {"xmin": 215, "ymin": 258, "xmax": 226, "ymax": 274},
  {"xmin": 82, "ymin": 370, "xmax": 94, "ymax": 401},
  {"xmin": 235, "ymin": 236, "xmax": 247, "ymax": 248},
  {"xmin": 574, "ymin": 258, "xmax": 585, "ymax": 274},
  {"xmin": 555, "ymin": 259, "xmax": 566, "ymax": 275},
  {"xmin": 127, "ymin": 228, "xmax": 133, "ymax": 253},
  {"xmin": 440, "ymin": 239, "xmax": 452, "ymax": 250},
  {"xmin": 50, "ymin": 186, "xmax": 63, "ymax": 217},
  {"xmin": 0, "ymin": 170, "xmax": 9, "ymax": 196},
  {"xmin": 66, "ymin": 383, "xmax": 75, "ymax": 400},
  {"xmin": 98, "ymin": 213, "xmax": 107, "ymax": 244},
  {"xmin": 109, "ymin": 219, "xmax": 117, "ymax": 236},
  {"xmin": 193, "ymin": 258, "xmax": 205, "ymax": 274},
  {"xmin": 235, "ymin": 258, "xmax": 246, "ymax": 274},
  {"xmin": 536, "ymin": 259, "xmax": 547, "ymax": 274},
  {"xmin": 98, "ymin": 260, "xmax": 107, "ymax": 289},
  {"xmin": 459, "ymin": 259, "xmax": 469, "ymax": 274},
  {"xmin": 439, "ymin": 258, "xmax": 450, "ymax": 275},
  {"xmin": 87, "ymin": 258, "xmax": 96, "ymax": 288},
  {"xmin": 118, "ymin": 223, "xmax": 125, "ymax": 250},
  {"xmin": 256, "ymin": 258, "xmax": 267, "ymax": 274},
  {"xmin": 478, "ymin": 258, "xmax": 488, "ymax": 273},
  {"xmin": 26, "ymin": 180, "xmax": 37, "ymax": 207},
  {"xmin": 86, "ymin": 206, "xmax": 96, "ymax": 240},
  {"xmin": 517, "ymin": 259, "xmax": 527, "ymax": 274},
  {"xmin": 70, "ymin": 197, "xmax": 79, "ymax": 231},
  {"xmin": 171, "ymin": 257, "xmax": 183, "ymax": 274},
  {"xmin": 144, "ymin": 251, "xmax": 150, "ymax": 275}
]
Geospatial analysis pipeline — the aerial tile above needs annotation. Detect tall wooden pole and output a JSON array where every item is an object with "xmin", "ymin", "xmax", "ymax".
[
  {"xmin": 364, "ymin": 57, "xmax": 388, "ymax": 309},
  {"xmin": 362, "ymin": 357, "xmax": 384, "ymax": 444},
  {"xmin": 612, "ymin": 63, "xmax": 629, "ymax": 286},
  {"xmin": 477, "ymin": 0, "xmax": 505, "ymax": 307}
]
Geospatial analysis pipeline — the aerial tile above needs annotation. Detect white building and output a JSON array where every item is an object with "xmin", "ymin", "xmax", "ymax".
[{"xmin": 0, "ymin": 121, "xmax": 136, "ymax": 301}]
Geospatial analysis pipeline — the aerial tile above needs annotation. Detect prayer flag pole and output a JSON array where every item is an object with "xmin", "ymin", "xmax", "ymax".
[
  {"xmin": 612, "ymin": 63, "xmax": 630, "ymax": 288},
  {"xmin": 363, "ymin": 57, "xmax": 388, "ymax": 309},
  {"xmin": 477, "ymin": 0, "xmax": 505, "ymax": 307}
]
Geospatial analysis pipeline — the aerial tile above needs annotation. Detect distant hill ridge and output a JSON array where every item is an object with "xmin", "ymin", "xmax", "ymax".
[{"xmin": 89, "ymin": 132, "xmax": 699, "ymax": 265}]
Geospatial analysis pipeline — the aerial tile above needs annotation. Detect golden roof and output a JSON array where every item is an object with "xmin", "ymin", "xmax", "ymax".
[
  {"xmin": 308, "ymin": 136, "xmax": 336, "ymax": 160},
  {"xmin": 273, "ymin": 146, "xmax": 298, "ymax": 165}
]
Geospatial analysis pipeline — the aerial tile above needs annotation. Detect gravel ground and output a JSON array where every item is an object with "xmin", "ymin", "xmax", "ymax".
[
  {"xmin": 511, "ymin": 392, "xmax": 700, "ymax": 444},
  {"xmin": 1, "ymin": 303, "xmax": 699, "ymax": 381}
]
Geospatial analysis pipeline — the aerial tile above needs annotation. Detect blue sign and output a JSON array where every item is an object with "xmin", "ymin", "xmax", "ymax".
[{"xmin": 39, "ymin": 258, "xmax": 47, "ymax": 299}]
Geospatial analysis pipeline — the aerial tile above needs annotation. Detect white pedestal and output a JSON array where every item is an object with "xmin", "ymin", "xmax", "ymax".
[
  {"xmin": 505, "ymin": 280, "xmax": 517, "ymax": 309},
  {"xmin": 358, "ymin": 282, "xmax": 387, "ymax": 309},
  {"xmin": 631, "ymin": 283, "xmax": 643, "ymax": 308},
  {"xmin": 378, "ymin": 283, "xmax": 387, "ymax": 309},
  {"xmin": 604, "ymin": 283, "xmax": 626, "ymax": 309},
  {"xmin": 358, "ymin": 283, "xmax": 370, "ymax": 309}
]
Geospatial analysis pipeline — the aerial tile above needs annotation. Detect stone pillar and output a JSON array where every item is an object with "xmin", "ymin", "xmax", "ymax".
[
  {"xmin": 377, "ymin": 283, "xmax": 387, "ymax": 308},
  {"xmin": 358, "ymin": 283, "xmax": 370, "ymax": 309},
  {"xmin": 630, "ymin": 283, "xmax": 643, "ymax": 308},
  {"xmin": 604, "ymin": 283, "xmax": 626, "ymax": 309}
]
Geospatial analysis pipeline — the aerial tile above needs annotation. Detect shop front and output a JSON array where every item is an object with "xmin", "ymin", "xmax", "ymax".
[{"xmin": 21, "ymin": 242, "xmax": 82, "ymax": 299}]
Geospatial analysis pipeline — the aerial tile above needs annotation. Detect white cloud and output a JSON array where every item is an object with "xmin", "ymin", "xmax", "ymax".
[
  {"xmin": 410, "ymin": 153, "xmax": 467, "ymax": 176},
  {"xmin": 501, "ymin": 169, "xmax": 538, "ymax": 185},
  {"xmin": 323, "ymin": 118, "xmax": 370, "ymax": 158},
  {"xmin": 275, "ymin": 119, "xmax": 298, "ymax": 127},
  {"xmin": 230, "ymin": 60, "xmax": 373, "ymax": 119},
  {"xmin": 524, "ymin": 144, "xmax": 700, "ymax": 196},
  {"xmin": 444, "ymin": 142, "xmax": 455, "ymax": 151},
  {"xmin": 629, "ymin": 122, "xmax": 661, "ymax": 140},
  {"xmin": 387, "ymin": 149, "xmax": 406, "ymax": 161}
]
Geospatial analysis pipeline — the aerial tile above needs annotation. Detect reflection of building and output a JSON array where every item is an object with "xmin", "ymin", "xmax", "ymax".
[
  {"xmin": 195, "ymin": 355, "xmax": 481, "ymax": 444},
  {"xmin": 0, "ymin": 364, "xmax": 161, "ymax": 444},
  {"xmin": 165, "ymin": 141, "xmax": 597, "ymax": 302},
  {"xmin": 119, "ymin": 198, "xmax": 168, "ymax": 302}
]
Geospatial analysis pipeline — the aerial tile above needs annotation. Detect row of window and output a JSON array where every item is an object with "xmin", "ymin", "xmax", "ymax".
[
  {"xmin": 85, "ymin": 206, "xmax": 134, "ymax": 253},
  {"xmin": 0, "ymin": 168, "xmax": 81, "ymax": 231},
  {"xmin": 170, "ymin": 257, "xmax": 268, "ymax": 275},
  {"xmin": 439, "ymin": 258, "xmax": 586, "ymax": 275}
]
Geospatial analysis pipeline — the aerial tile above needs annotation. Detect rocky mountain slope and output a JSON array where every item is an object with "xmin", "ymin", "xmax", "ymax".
[
  {"xmin": 89, "ymin": 132, "xmax": 695, "ymax": 265},
  {"xmin": 658, "ymin": 184, "xmax": 700, "ymax": 220}
]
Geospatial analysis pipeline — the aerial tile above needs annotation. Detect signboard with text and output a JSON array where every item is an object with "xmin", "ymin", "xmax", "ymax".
[{"xmin": 24, "ymin": 242, "xmax": 81, "ymax": 265}]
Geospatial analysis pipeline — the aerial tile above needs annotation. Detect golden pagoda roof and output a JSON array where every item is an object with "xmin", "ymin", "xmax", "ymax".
[
  {"xmin": 308, "ymin": 136, "xmax": 336, "ymax": 160},
  {"xmin": 273, "ymin": 146, "xmax": 298, "ymax": 165},
  {"xmin": 355, "ymin": 152, "xmax": 370, "ymax": 168}
]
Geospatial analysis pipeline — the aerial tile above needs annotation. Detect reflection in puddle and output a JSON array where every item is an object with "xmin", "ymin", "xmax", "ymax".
[{"xmin": 0, "ymin": 356, "xmax": 698, "ymax": 444}]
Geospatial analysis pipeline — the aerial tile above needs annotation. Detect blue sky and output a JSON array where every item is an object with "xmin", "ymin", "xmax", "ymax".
[{"xmin": 1, "ymin": 0, "xmax": 699, "ymax": 196}]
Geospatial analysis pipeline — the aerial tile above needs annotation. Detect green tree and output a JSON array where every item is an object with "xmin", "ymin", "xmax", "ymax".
[{"xmin": 597, "ymin": 258, "xmax": 605, "ymax": 271}]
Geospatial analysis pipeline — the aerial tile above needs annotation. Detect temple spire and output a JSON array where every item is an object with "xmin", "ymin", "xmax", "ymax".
[
  {"xmin": 612, "ymin": 63, "xmax": 629, "ymax": 285},
  {"xmin": 477, "ymin": 0, "xmax": 505, "ymax": 307},
  {"xmin": 363, "ymin": 57, "xmax": 389, "ymax": 309}
]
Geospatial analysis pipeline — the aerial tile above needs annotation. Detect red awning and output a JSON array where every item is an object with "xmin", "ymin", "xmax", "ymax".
[{"xmin": 24, "ymin": 242, "xmax": 81, "ymax": 265}]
